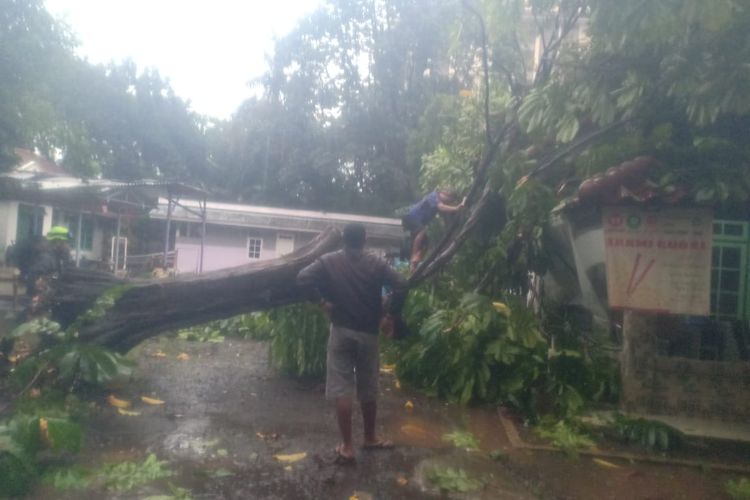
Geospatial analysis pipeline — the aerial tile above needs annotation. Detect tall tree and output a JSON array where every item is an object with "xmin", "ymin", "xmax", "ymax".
[
  {"xmin": 215, "ymin": 0, "xmax": 462, "ymax": 213},
  {"xmin": 0, "ymin": 0, "xmax": 73, "ymax": 170}
]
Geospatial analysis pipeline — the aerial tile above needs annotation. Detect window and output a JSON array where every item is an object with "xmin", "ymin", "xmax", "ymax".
[
  {"xmin": 16, "ymin": 204, "xmax": 45, "ymax": 242},
  {"xmin": 248, "ymin": 237, "xmax": 263, "ymax": 259},
  {"xmin": 711, "ymin": 220, "xmax": 749, "ymax": 320}
]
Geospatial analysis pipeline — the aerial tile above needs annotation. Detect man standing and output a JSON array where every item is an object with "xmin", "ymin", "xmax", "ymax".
[
  {"xmin": 401, "ymin": 189, "xmax": 465, "ymax": 271},
  {"xmin": 297, "ymin": 223, "xmax": 408, "ymax": 465}
]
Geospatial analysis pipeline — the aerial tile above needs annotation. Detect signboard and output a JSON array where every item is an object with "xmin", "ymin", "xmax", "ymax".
[{"xmin": 603, "ymin": 207, "xmax": 713, "ymax": 315}]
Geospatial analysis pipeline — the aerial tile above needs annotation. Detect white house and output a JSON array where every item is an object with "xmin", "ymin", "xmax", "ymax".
[
  {"xmin": 0, "ymin": 149, "xmax": 110, "ymax": 265},
  {"xmin": 0, "ymin": 149, "xmax": 203, "ymax": 272}
]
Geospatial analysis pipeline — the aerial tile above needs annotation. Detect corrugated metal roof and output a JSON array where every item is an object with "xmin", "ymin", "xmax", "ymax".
[{"xmin": 152, "ymin": 198, "xmax": 404, "ymax": 239}]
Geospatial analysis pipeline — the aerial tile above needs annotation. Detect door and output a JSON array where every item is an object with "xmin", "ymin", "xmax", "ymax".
[
  {"xmin": 276, "ymin": 233, "xmax": 295, "ymax": 257},
  {"xmin": 110, "ymin": 236, "xmax": 128, "ymax": 272}
]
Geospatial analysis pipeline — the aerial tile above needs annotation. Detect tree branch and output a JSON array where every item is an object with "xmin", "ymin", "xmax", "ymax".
[
  {"xmin": 526, "ymin": 117, "xmax": 631, "ymax": 180},
  {"xmin": 461, "ymin": 0, "xmax": 492, "ymax": 145}
]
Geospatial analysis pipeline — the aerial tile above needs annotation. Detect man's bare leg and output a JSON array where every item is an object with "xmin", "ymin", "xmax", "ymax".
[
  {"xmin": 361, "ymin": 400, "xmax": 394, "ymax": 449},
  {"xmin": 335, "ymin": 396, "xmax": 355, "ymax": 458},
  {"xmin": 410, "ymin": 230, "xmax": 427, "ymax": 270},
  {"xmin": 361, "ymin": 400, "xmax": 377, "ymax": 445}
]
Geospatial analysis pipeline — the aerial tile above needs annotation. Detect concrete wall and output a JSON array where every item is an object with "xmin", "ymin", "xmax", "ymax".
[
  {"xmin": 0, "ymin": 202, "xmax": 55, "ymax": 263},
  {"xmin": 0, "ymin": 201, "xmax": 18, "ymax": 258},
  {"xmin": 620, "ymin": 311, "xmax": 750, "ymax": 422}
]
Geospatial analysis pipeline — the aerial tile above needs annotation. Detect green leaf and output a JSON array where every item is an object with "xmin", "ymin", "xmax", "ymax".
[
  {"xmin": 0, "ymin": 448, "xmax": 37, "ymax": 496},
  {"xmin": 45, "ymin": 417, "xmax": 82, "ymax": 453}
]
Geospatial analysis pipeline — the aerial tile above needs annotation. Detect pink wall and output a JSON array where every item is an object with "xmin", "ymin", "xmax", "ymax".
[{"xmin": 175, "ymin": 236, "xmax": 273, "ymax": 274}]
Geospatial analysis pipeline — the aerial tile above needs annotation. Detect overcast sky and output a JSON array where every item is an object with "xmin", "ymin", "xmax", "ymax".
[{"xmin": 45, "ymin": 0, "xmax": 321, "ymax": 119}]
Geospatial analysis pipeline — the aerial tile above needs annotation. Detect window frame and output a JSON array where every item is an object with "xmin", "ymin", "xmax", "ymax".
[
  {"xmin": 247, "ymin": 236, "xmax": 263, "ymax": 260},
  {"xmin": 711, "ymin": 220, "xmax": 749, "ymax": 320}
]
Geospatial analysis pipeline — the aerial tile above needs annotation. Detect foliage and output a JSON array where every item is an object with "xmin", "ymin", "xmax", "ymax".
[
  {"xmin": 394, "ymin": 291, "xmax": 613, "ymax": 419},
  {"xmin": 97, "ymin": 453, "xmax": 173, "ymax": 492},
  {"xmin": 535, "ymin": 419, "xmax": 595, "ymax": 458},
  {"xmin": 726, "ymin": 478, "xmax": 750, "ymax": 500},
  {"xmin": 0, "ymin": 413, "xmax": 83, "ymax": 497},
  {"xmin": 43, "ymin": 465, "xmax": 90, "ymax": 490},
  {"xmin": 0, "ymin": 1, "xmax": 209, "ymax": 180},
  {"xmin": 54, "ymin": 343, "xmax": 133, "ymax": 386},
  {"xmin": 397, "ymin": 292, "xmax": 536, "ymax": 405},
  {"xmin": 65, "ymin": 285, "xmax": 131, "ymax": 336},
  {"xmin": 8, "ymin": 287, "xmax": 134, "ymax": 391},
  {"xmin": 426, "ymin": 466, "xmax": 484, "ymax": 493},
  {"xmin": 610, "ymin": 414, "xmax": 684, "ymax": 451},
  {"xmin": 233, "ymin": 313, "xmax": 273, "ymax": 340},
  {"xmin": 266, "ymin": 304, "xmax": 329, "ymax": 378},
  {"xmin": 43, "ymin": 453, "xmax": 173, "ymax": 493},
  {"xmin": 0, "ymin": 287, "xmax": 138, "ymax": 495},
  {"xmin": 175, "ymin": 313, "xmax": 272, "ymax": 343},
  {"xmin": 442, "ymin": 430, "xmax": 480, "ymax": 451},
  {"xmin": 177, "ymin": 326, "xmax": 225, "ymax": 344}
]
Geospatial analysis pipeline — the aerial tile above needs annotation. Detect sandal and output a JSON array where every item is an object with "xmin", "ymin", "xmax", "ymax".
[
  {"xmin": 334, "ymin": 444, "xmax": 356, "ymax": 466},
  {"xmin": 361, "ymin": 440, "xmax": 394, "ymax": 451}
]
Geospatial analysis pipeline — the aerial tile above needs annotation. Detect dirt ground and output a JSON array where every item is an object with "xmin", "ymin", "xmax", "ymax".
[{"xmin": 27, "ymin": 337, "xmax": 739, "ymax": 499}]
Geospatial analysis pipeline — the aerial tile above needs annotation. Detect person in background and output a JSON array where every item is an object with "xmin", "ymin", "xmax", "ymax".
[
  {"xmin": 297, "ymin": 223, "xmax": 408, "ymax": 465},
  {"xmin": 401, "ymin": 189, "xmax": 465, "ymax": 271},
  {"xmin": 25, "ymin": 226, "xmax": 72, "ymax": 300}
]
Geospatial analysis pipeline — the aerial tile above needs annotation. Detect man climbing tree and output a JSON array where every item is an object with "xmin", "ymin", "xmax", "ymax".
[{"xmin": 401, "ymin": 189, "xmax": 466, "ymax": 271}]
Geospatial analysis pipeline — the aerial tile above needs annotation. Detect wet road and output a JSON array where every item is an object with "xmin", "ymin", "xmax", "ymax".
[
  {"xmin": 32, "ymin": 337, "xmax": 533, "ymax": 499},
  {"xmin": 29, "ymin": 337, "xmax": 736, "ymax": 499}
]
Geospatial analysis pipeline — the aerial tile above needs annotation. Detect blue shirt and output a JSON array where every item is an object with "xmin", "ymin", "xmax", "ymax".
[{"xmin": 407, "ymin": 191, "xmax": 440, "ymax": 226}]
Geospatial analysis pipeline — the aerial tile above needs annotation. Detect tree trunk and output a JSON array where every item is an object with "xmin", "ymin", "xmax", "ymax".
[{"xmin": 51, "ymin": 227, "xmax": 342, "ymax": 352}]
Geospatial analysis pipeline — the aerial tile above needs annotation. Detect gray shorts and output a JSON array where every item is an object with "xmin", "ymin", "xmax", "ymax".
[{"xmin": 326, "ymin": 324, "xmax": 379, "ymax": 403}]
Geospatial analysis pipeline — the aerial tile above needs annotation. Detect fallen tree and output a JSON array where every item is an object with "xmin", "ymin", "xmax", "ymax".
[{"xmin": 49, "ymin": 227, "xmax": 342, "ymax": 352}]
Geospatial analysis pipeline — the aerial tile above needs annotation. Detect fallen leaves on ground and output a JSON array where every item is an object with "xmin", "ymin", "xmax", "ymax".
[
  {"xmin": 107, "ymin": 395, "xmax": 131, "ymax": 408},
  {"xmin": 593, "ymin": 458, "xmax": 621, "ymax": 469},
  {"xmin": 176, "ymin": 352, "xmax": 190, "ymax": 361},
  {"xmin": 380, "ymin": 364, "xmax": 395, "ymax": 374},
  {"xmin": 394, "ymin": 379, "xmax": 401, "ymax": 389},
  {"xmin": 141, "ymin": 396, "xmax": 165, "ymax": 405},
  {"xmin": 117, "ymin": 408, "xmax": 141, "ymax": 416},
  {"xmin": 150, "ymin": 350, "xmax": 167, "ymax": 358},
  {"xmin": 273, "ymin": 452, "xmax": 307, "ymax": 463},
  {"xmin": 284, "ymin": 465, "xmax": 293, "ymax": 471},
  {"xmin": 29, "ymin": 388, "xmax": 41, "ymax": 398},
  {"xmin": 396, "ymin": 476, "xmax": 408, "ymax": 486},
  {"xmin": 404, "ymin": 400, "xmax": 414, "ymax": 411}
]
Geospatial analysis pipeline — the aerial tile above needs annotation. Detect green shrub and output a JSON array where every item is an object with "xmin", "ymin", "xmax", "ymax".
[
  {"xmin": 393, "ymin": 291, "xmax": 619, "ymax": 419},
  {"xmin": 175, "ymin": 312, "xmax": 272, "ymax": 342},
  {"xmin": 427, "ymin": 466, "xmax": 484, "ymax": 493},
  {"xmin": 535, "ymin": 419, "xmax": 595, "ymax": 458},
  {"xmin": 726, "ymin": 477, "xmax": 750, "ymax": 500},
  {"xmin": 442, "ymin": 430, "xmax": 480, "ymax": 450},
  {"xmin": 0, "ymin": 413, "xmax": 83, "ymax": 496},
  {"xmin": 267, "ymin": 304, "xmax": 329, "ymax": 378},
  {"xmin": 610, "ymin": 413, "xmax": 684, "ymax": 451},
  {"xmin": 43, "ymin": 453, "xmax": 173, "ymax": 493}
]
